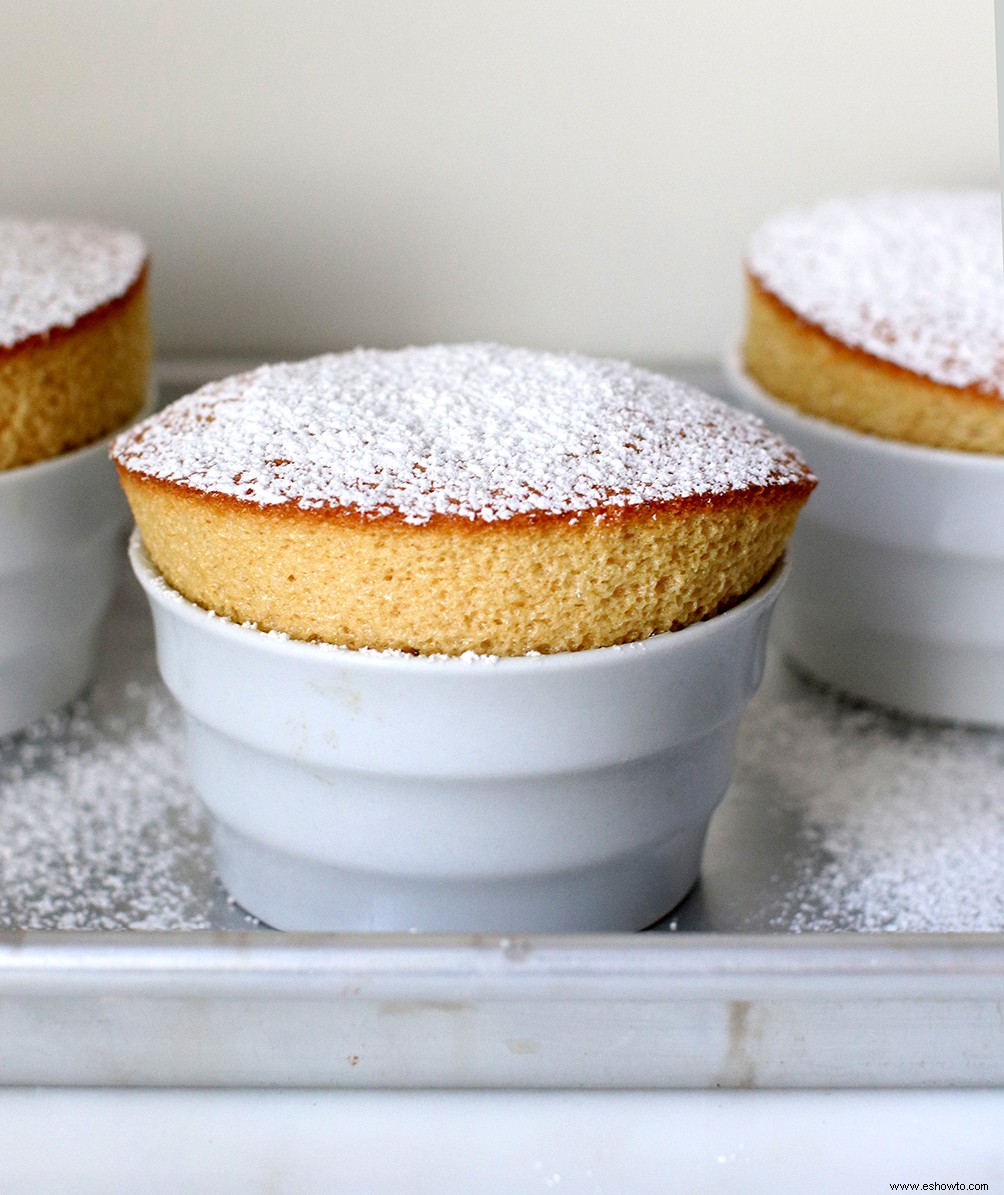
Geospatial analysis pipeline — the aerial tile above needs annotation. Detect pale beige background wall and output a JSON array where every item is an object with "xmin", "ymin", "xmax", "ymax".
[{"xmin": 1, "ymin": 1, "xmax": 997, "ymax": 360}]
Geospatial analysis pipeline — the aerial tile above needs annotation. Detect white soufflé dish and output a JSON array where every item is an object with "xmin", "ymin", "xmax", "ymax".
[
  {"xmin": 726, "ymin": 349, "xmax": 1004, "ymax": 725},
  {"xmin": 0, "ymin": 428, "xmax": 133, "ymax": 736},
  {"xmin": 117, "ymin": 344, "xmax": 812, "ymax": 931},
  {"xmin": 131, "ymin": 532, "xmax": 787, "ymax": 932}
]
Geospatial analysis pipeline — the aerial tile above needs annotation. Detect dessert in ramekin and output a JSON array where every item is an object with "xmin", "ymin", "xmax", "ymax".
[
  {"xmin": 733, "ymin": 190, "xmax": 1004, "ymax": 722},
  {"xmin": 115, "ymin": 344, "xmax": 813, "ymax": 930},
  {"xmin": 0, "ymin": 219, "xmax": 150, "ymax": 735}
]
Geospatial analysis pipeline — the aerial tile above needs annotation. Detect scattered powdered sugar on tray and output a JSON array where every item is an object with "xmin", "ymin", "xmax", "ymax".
[
  {"xmin": 0, "ymin": 219, "xmax": 146, "ymax": 348},
  {"xmin": 111, "ymin": 343, "xmax": 812, "ymax": 524},
  {"xmin": 748, "ymin": 189, "xmax": 1004, "ymax": 397},
  {"xmin": 736, "ymin": 681, "xmax": 1004, "ymax": 932},
  {"xmin": 0, "ymin": 623, "xmax": 216, "ymax": 931}
]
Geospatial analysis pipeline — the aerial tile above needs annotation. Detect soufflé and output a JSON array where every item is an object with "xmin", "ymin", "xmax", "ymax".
[
  {"xmin": 112, "ymin": 343, "xmax": 814, "ymax": 656},
  {"xmin": 0, "ymin": 219, "xmax": 150, "ymax": 470},
  {"xmin": 743, "ymin": 189, "xmax": 1004, "ymax": 453}
]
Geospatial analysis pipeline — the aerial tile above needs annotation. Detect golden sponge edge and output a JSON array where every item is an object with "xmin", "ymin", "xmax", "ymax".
[
  {"xmin": 120, "ymin": 470, "xmax": 811, "ymax": 656},
  {"xmin": 0, "ymin": 266, "xmax": 152, "ymax": 471},
  {"xmin": 743, "ymin": 273, "xmax": 1004, "ymax": 454}
]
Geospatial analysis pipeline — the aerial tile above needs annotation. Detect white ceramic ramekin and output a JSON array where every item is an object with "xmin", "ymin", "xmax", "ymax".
[
  {"xmin": 726, "ymin": 349, "xmax": 1004, "ymax": 725},
  {"xmin": 131, "ymin": 533, "xmax": 787, "ymax": 932},
  {"xmin": 0, "ymin": 431, "xmax": 135, "ymax": 736}
]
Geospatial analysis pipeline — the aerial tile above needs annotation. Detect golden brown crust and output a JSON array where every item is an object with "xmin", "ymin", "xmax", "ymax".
[
  {"xmin": 119, "ymin": 464, "xmax": 810, "ymax": 656},
  {"xmin": 0, "ymin": 264, "xmax": 151, "ymax": 470},
  {"xmin": 743, "ymin": 273, "xmax": 1004, "ymax": 453},
  {"xmin": 117, "ymin": 461, "xmax": 815, "ymax": 528}
]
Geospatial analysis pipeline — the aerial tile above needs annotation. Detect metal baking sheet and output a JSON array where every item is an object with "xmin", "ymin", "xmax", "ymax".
[{"xmin": 0, "ymin": 361, "xmax": 1001, "ymax": 1089}]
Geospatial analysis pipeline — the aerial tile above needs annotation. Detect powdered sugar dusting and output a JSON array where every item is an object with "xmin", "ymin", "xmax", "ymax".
[
  {"xmin": 112, "ymin": 344, "xmax": 811, "ymax": 524},
  {"xmin": 0, "ymin": 648, "xmax": 214, "ymax": 931},
  {"xmin": 0, "ymin": 219, "xmax": 146, "ymax": 349},
  {"xmin": 737, "ymin": 683, "xmax": 1004, "ymax": 932},
  {"xmin": 748, "ymin": 190, "xmax": 1004, "ymax": 397}
]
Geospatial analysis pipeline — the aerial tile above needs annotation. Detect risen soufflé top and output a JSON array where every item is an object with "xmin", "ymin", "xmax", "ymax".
[
  {"xmin": 0, "ymin": 219, "xmax": 146, "ymax": 349},
  {"xmin": 747, "ymin": 189, "xmax": 1004, "ymax": 398},
  {"xmin": 111, "ymin": 343, "xmax": 811, "ymax": 524}
]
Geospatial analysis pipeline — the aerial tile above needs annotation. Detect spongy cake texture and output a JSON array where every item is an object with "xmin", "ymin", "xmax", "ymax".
[
  {"xmin": 744, "ymin": 190, "xmax": 1004, "ymax": 453},
  {"xmin": 0, "ymin": 219, "xmax": 150, "ymax": 470},
  {"xmin": 113, "ymin": 344, "xmax": 814, "ymax": 655}
]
